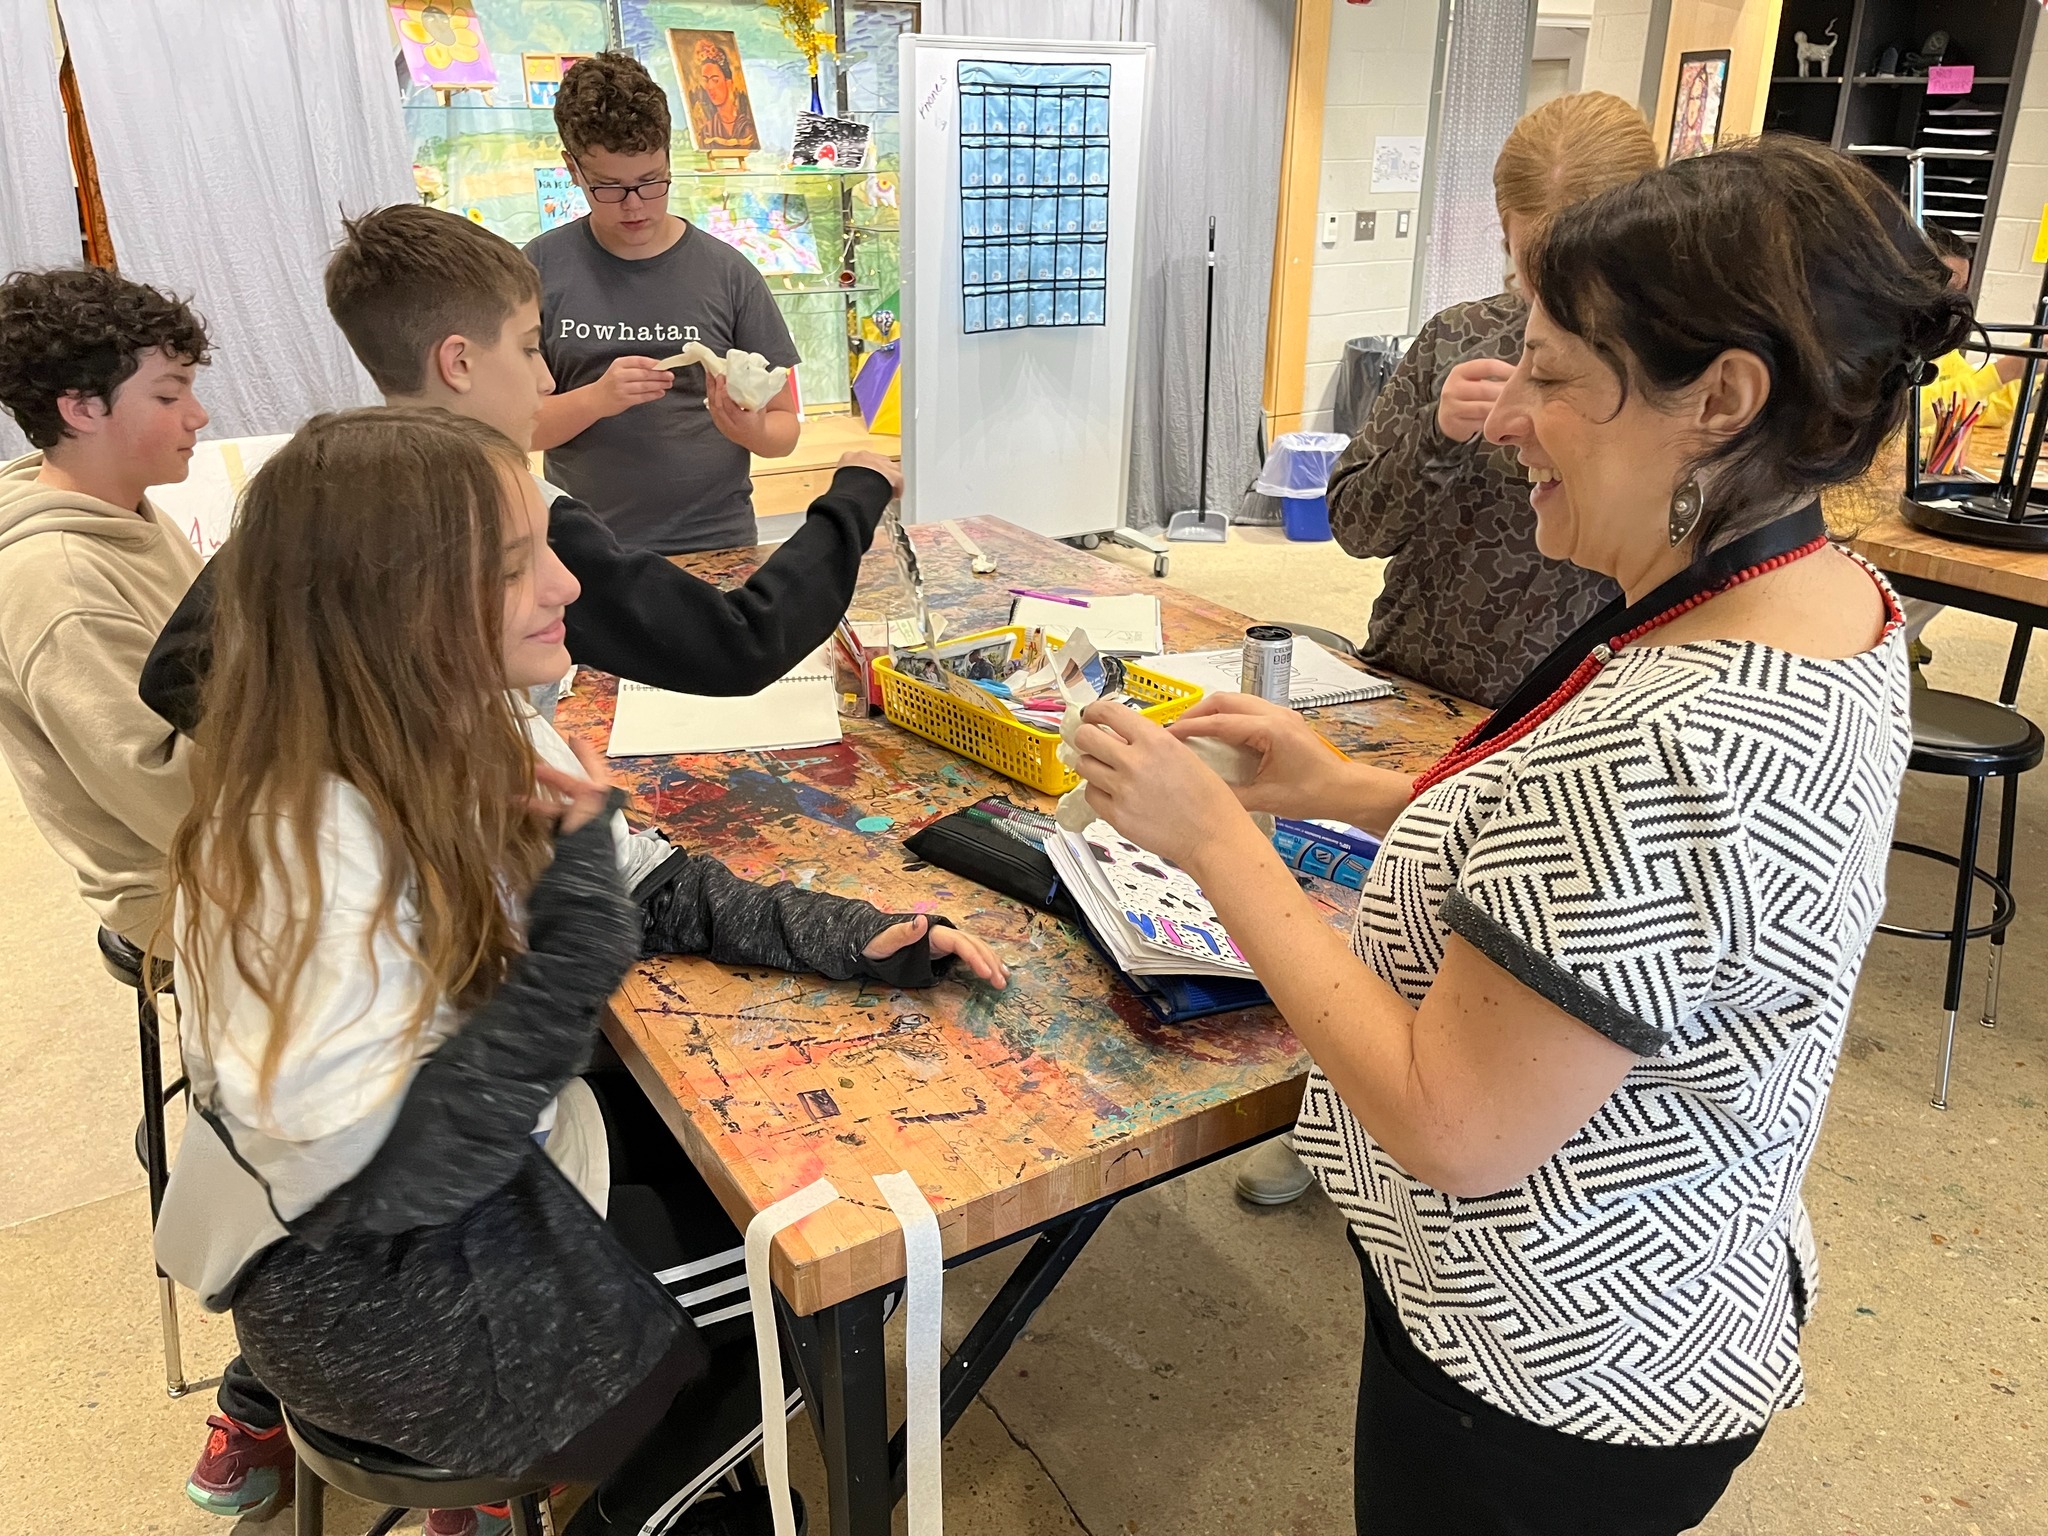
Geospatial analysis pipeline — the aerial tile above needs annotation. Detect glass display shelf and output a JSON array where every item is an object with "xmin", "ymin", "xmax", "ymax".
[
  {"xmin": 394, "ymin": 0, "xmax": 917, "ymax": 410},
  {"xmin": 759, "ymin": 284, "xmax": 883, "ymax": 298},
  {"xmin": 675, "ymin": 167, "xmax": 891, "ymax": 179},
  {"xmin": 1853, "ymin": 75, "xmax": 2012, "ymax": 85}
]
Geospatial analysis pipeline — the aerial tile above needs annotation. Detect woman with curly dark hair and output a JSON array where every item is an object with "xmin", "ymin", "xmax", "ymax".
[
  {"xmin": 1067, "ymin": 137, "xmax": 1969, "ymax": 1534},
  {"xmin": 0, "ymin": 264, "xmax": 210, "ymax": 950}
]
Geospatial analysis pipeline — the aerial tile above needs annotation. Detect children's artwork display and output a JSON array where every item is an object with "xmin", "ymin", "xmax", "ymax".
[
  {"xmin": 392, "ymin": 2, "xmax": 498, "ymax": 91},
  {"xmin": 957, "ymin": 60, "xmax": 1111, "ymax": 334},
  {"xmin": 668, "ymin": 28, "xmax": 762, "ymax": 152},
  {"xmin": 701, "ymin": 192, "xmax": 823, "ymax": 275},
  {"xmin": 534, "ymin": 165, "xmax": 589, "ymax": 231},
  {"xmin": 852, "ymin": 307, "xmax": 900, "ymax": 432},
  {"xmin": 398, "ymin": 0, "xmax": 915, "ymax": 410},
  {"xmin": 522, "ymin": 51, "xmax": 593, "ymax": 106},
  {"xmin": 790, "ymin": 111, "xmax": 871, "ymax": 169},
  {"xmin": 1668, "ymin": 49, "xmax": 1730, "ymax": 161}
]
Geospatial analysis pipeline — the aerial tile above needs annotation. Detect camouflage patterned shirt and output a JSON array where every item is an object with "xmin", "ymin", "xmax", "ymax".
[{"xmin": 1328, "ymin": 291, "xmax": 1619, "ymax": 708}]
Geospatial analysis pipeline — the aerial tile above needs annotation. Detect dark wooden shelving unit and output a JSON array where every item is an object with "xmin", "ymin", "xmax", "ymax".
[{"xmin": 1761, "ymin": 0, "xmax": 2038, "ymax": 299}]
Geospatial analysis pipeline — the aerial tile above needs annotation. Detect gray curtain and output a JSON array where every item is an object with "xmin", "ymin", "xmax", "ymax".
[
  {"xmin": 63, "ymin": 0, "xmax": 417, "ymax": 440},
  {"xmin": 0, "ymin": 0, "xmax": 77, "ymax": 461},
  {"xmin": 925, "ymin": 0, "xmax": 1293, "ymax": 529},
  {"xmin": 1417, "ymin": 0, "xmax": 1534, "ymax": 321}
]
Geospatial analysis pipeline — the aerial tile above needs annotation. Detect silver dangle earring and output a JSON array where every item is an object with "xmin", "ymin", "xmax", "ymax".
[{"xmin": 1668, "ymin": 477, "xmax": 1704, "ymax": 547}]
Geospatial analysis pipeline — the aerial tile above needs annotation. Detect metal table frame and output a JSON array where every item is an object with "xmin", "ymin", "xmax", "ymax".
[{"xmin": 770, "ymin": 1126, "xmax": 1287, "ymax": 1533}]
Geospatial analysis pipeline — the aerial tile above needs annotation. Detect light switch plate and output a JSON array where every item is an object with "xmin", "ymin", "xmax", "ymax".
[
  {"xmin": 1321, "ymin": 212, "xmax": 1341, "ymax": 245},
  {"xmin": 1355, "ymin": 210, "xmax": 1376, "ymax": 241},
  {"xmin": 1396, "ymin": 209, "xmax": 1411, "ymax": 238}
]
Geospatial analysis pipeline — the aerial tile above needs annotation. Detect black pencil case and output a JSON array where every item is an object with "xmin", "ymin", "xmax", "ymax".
[{"xmin": 903, "ymin": 801, "xmax": 1078, "ymax": 921}]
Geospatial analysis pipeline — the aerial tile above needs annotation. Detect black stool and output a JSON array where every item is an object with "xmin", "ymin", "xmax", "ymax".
[
  {"xmin": 1877, "ymin": 688, "xmax": 2043, "ymax": 1109},
  {"xmin": 287, "ymin": 1410, "xmax": 549, "ymax": 1536},
  {"xmin": 95, "ymin": 926, "xmax": 187, "ymax": 1396}
]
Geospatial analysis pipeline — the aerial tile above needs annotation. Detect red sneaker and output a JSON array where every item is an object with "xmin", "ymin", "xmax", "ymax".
[
  {"xmin": 185, "ymin": 1414, "xmax": 294, "ymax": 1518},
  {"xmin": 423, "ymin": 1487, "xmax": 573, "ymax": 1535},
  {"xmin": 424, "ymin": 1503, "xmax": 515, "ymax": 1535}
]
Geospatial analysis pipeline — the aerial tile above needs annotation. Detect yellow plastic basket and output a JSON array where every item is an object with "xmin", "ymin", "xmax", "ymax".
[{"xmin": 875, "ymin": 626, "xmax": 1204, "ymax": 795}]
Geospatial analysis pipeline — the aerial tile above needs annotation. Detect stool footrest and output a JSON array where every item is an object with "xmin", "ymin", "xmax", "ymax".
[{"xmin": 1877, "ymin": 841, "xmax": 2016, "ymax": 944}]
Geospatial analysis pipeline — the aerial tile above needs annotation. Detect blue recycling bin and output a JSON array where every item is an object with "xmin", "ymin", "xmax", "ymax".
[
  {"xmin": 1283, "ymin": 493, "xmax": 1332, "ymax": 542},
  {"xmin": 1255, "ymin": 431, "xmax": 1348, "ymax": 542}
]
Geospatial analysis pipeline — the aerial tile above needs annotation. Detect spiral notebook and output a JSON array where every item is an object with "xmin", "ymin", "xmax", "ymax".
[
  {"xmin": 1148, "ymin": 639, "xmax": 1395, "ymax": 711},
  {"xmin": 606, "ymin": 648, "xmax": 842, "ymax": 757}
]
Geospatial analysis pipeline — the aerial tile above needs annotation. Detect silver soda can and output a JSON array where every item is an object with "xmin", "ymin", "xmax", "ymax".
[{"xmin": 1241, "ymin": 625, "xmax": 1294, "ymax": 704}]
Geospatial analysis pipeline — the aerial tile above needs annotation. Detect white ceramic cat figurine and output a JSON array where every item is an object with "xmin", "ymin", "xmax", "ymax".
[{"xmin": 1794, "ymin": 21, "xmax": 1838, "ymax": 77}]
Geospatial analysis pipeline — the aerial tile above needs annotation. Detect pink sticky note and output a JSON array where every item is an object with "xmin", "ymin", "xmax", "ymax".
[{"xmin": 1927, "ymin": 65, "xmax": 1975, "ymax": 95}]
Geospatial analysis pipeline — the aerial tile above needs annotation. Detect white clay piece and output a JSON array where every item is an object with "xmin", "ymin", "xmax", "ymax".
[
  {"xmin": 1054, "ymin": 705, "xmax": 1275, "ymax": 838},
  {"xmin": 657, "ymin": 342, "xmax": 791, "ymax": 411}
]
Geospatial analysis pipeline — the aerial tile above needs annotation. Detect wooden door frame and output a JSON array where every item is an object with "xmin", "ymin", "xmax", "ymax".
[{"xmin": 1261, "ymin": 0, "xmax": 1333, "ymax": 440}]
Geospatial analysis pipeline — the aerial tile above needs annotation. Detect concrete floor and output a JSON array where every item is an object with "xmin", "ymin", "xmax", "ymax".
[{"xmin": 1, "ymin": 526, "xmax": 2043, "ymax": 1535}]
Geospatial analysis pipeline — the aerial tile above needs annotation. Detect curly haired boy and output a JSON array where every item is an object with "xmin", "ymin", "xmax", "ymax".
[
  {"xmin": 0, "ymin": 266, "xmax": 210, "ymax": 948},
  {"xmin": 529, "ymin": 51, "xmax": 802, "ymax": 554}
]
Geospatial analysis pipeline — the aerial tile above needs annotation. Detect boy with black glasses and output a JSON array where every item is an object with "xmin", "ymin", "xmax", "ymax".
[{"xmin": 530, "ymin": 51, "xmax": 801, "ymax": 554}]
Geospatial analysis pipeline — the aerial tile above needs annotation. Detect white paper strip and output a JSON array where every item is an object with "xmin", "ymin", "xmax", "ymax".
[
  {"xmin": 745, "ymin": 1179, "xmax": 842, "ymax": 1536},
  {"xmin": 876, "ymin": 1171, "xmax": 945, "ymax": 1536}
]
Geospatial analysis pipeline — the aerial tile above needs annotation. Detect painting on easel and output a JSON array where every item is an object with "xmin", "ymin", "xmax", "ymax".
[
  {"xmin": 391, "ymin": 2, "xmax": 497, "ymax": 96},
  {"xmin": 668, "ymin": 29, "xmax": 762, "ymax": 157}
]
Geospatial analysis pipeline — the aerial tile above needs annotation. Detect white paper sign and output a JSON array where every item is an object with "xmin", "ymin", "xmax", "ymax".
[
  {"xmin": 1371, "ymin": 135, "xmax": 1426, "ymax": 194},
  {"xmin": 149, "ymin": 434, "xmax": 291, "ymax": 561}
]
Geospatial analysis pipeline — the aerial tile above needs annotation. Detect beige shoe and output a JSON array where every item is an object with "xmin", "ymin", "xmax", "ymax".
[{"xmin": 1235, "ymin": 1139, "xmax": 1313, "ymax": 1206}]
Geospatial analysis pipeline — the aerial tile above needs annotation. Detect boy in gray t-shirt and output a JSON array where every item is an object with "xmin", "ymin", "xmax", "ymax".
[{"xmin": 530, "ymin": 52, "xmax": 801, "ymax": 554}]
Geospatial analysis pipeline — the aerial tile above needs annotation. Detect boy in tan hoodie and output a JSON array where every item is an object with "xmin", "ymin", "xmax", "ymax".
[{"xmin": 0, "ymin": 266, "xmax": 210, "ymax": 950}]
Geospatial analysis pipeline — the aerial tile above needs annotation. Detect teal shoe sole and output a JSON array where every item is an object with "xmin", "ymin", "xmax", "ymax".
[{"xmin": 186, "ymin": 1467, "xmax": 285, "ymax": 1520}]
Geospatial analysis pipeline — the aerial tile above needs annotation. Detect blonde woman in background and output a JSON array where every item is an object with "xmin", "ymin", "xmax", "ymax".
[{"xmin": 1240, "ymin": 92, "xmax": 1661, "ymax": 1206}]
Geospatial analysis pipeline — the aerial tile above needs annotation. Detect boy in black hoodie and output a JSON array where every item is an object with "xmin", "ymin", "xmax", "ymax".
[{"xmin": 139, "ymin": 203, "xmax": 894, "ymax": 735}]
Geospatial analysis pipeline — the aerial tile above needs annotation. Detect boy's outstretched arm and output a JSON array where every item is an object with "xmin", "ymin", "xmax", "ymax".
[{"xmin": 556, "ymin": 454, "xmax": 897, "ymax": 696}]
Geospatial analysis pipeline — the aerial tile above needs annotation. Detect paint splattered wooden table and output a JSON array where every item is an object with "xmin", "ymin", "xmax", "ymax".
[
  {"xmin": 554, "ymin": 515, "xmax": 1483, "ymax": 1533},
  {"xmin": 1851, "ymin": 507, "xmax": 2048, "ymax": 702}
]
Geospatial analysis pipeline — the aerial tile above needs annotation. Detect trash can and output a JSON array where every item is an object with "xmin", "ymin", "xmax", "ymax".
[
  {"xmin": 1254, "ymin": 431, "xmax": 1349, "ymax": 542},
  {"xmin": 1332, "ymin": 335, "xmax": 1410, "ymax": 438}
]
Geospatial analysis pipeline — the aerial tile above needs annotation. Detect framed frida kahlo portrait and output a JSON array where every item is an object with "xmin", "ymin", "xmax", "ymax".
[
  {"xmin": 668, "ymin": 29, "xmax": 762, "ymax": 153},
  {"xmin": 1668, "ymin": 50, "xmax": 1731, "ymax": 161}
]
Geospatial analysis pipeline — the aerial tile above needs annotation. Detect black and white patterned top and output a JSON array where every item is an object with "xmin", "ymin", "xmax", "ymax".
[{"xmin": 1296, "ymin": 571, "xmax": 1912, "ymax": 1446}]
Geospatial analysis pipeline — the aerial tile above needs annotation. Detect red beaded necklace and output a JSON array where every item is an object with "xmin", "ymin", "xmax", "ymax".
[{"xmin": 1408, "ymin": 533, "xmax": 1830, "ymax": 800}]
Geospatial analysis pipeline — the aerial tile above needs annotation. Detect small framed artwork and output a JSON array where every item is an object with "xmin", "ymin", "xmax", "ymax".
[
  {"xmin": 523, "ymin": 52, "xmax": 594, "ymax": 109},
  {"xmin": 1668, "ymin": 50, "xmax": 1731, "ymax": 161},
  {"xmin": 667, "ymin": 29, "xmax": 762, "ymax": 153},
  {"xmin": 534, "ymin": 165, "xmax": 589, "ymax": 232}
]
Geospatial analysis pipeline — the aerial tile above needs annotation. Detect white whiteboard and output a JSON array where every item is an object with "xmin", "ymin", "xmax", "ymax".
[{"xmin": 900, "ymin": 35, "xmax": 1153, "ymax": 538}]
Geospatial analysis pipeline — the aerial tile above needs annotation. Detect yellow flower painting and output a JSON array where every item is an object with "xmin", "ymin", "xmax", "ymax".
[{"xmin": 392, "ymin": 2, "xmax": 497, "ymax": 89}]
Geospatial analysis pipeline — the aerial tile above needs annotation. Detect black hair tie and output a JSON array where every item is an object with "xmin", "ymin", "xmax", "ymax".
[{"xmin": 1906, "ymin": 357, "xmax": 1940, "ymax": 387}]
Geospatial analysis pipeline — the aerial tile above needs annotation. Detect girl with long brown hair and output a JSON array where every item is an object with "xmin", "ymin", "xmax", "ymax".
[{"xmin": 152, "ymin": 407, "xmax": 1003, "ymax": 1535}]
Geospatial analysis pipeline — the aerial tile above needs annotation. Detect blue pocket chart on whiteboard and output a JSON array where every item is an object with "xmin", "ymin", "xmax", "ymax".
[{"xmin": 957, "ymin": 61, "xmax": 1111, "ymax": 334}]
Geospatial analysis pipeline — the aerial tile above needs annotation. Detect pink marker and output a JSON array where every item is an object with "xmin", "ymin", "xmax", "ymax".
[{"xmin": 1008, "ymin": 588, "xmax": 1089, "ymax": 607}]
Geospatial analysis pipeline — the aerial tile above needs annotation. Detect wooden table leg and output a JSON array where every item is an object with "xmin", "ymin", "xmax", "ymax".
[{"xmin": 781, "ymin": 1288, "xmax": 894, "ymax": 1536}]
